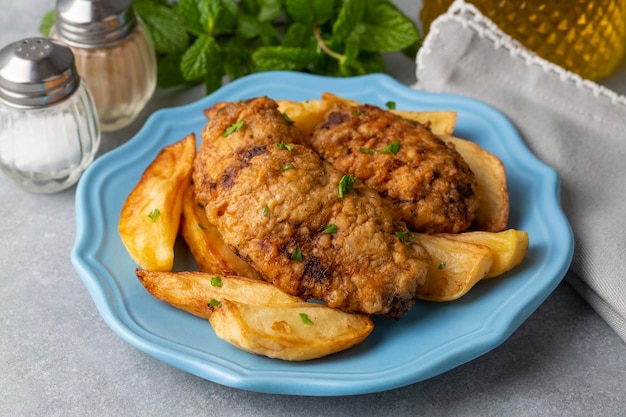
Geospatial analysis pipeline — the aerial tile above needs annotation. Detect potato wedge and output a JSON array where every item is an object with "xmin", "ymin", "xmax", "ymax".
[
  {"xmin": 118, "ymin": 134, "xmax": 196, "ymax": 271},
  {"xmin": 443, "ymin": 135, "xmax": 510, "ymax": 232},
  {"xmin": 413, "ymin": 233, "xmax": 493, "ymax": 302},
  {"xmin": 276, "ymin": 98, "xmax": 336, "ymax": 136},
  {"xmin": 436, "ymin": 229, "xmax": 529, "ymax": 279},
  {"xmin": 208, "ymin": 299, "xmax": 374, "ymax": 361},
  {"xmin": 136, "ymin": 270, "xmax": 303, "ymax": 319},
  {"xmin": 181, "ymin": 184, "xmax": 262, "ymax": 279}
]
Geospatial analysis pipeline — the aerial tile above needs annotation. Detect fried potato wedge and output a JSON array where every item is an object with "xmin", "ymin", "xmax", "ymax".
[
  {"xmin": 413, "ymin": 233, "xmax": 493, "ymax": 302},
  {"xmin": 181, "ymin": 184, "xmax": 262, "ymax": 279},
  {"xmin": 209, "ymin": 299, "xmax": 374, "ymax": 361},
  {"xmin": 436, "ymin": 229, "xmax": 529, "ymax": 279},
  {"xmin": 118, "ymin": 134, "xmax": 196, "ymax": 271},
  {"xmin": 136, "ymin": 270, "xmax": 303, "ymax": 319},
  {"xmin": 443, "ymin": 135, "xmax": 510, "ymax": 232},
  {"xmin": 136, "ymin": 269, "xmax": 373, "ymax": 360}
]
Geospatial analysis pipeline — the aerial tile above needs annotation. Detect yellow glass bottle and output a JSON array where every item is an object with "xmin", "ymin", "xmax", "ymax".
[{"xmin": 420, "ymin": 0, "xmax": 626, "ymax": 81}]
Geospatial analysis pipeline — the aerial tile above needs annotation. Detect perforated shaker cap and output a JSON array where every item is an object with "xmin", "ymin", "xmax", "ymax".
[
  {"xmin": 55, "ymin": 0, "xmax": 137, "ymax": 47},
  {"xmin": 0, "ymin": 37, "xmax": 80, "ymax": 108}
]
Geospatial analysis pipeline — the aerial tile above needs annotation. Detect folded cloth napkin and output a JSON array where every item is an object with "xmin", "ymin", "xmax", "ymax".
[{"xmin": 415, "ymin": 0, "xmax": 626, "ymax": 342}]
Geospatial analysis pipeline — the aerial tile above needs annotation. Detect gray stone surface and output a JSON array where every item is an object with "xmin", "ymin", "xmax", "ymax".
[{"xmin": 1, "ymin": 2, "xmax": 625, "ymax": 416}]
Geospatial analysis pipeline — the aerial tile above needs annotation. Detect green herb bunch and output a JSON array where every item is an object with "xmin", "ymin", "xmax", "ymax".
[{"xmin": 40, "ymin": 0, "xmax": 420, "ymax": 94}]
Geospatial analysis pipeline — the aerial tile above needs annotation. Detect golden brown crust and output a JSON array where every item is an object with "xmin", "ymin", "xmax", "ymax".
[
  {"xmin": 193, "ymin": 97, "xmax": 430, "ymax": 317},
  {"xmin": 308, "ymin": 104, "xmax": 481, "ymax": 233}
]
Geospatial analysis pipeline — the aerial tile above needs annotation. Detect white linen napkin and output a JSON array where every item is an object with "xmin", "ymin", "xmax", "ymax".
[{"xmin": 415, "ymin": 0, "xmax": 626, "ymax": 342}]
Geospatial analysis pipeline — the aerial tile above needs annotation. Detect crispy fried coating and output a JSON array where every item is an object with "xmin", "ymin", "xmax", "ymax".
[
  {"xmin": 193, "ymin": 97, "xmax": 430, "ymax": 317},
  {"xmin": 308, "ymin": 104, "xmax": 481, "ymax": 233}
]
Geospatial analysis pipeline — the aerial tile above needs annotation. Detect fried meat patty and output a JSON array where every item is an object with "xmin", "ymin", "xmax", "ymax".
[
  {"xmin": 308, "ymin": 104, "xmax": 481, "ymax": 233},
  {"xmin": 193, "ymin": 97, "xmax": 430, "ymax": 317}
]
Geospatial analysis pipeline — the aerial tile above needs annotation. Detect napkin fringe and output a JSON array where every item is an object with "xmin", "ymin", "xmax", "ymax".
[{"xmin": 416, "ymin": 0, "xmax": 626, "ymax": 106}]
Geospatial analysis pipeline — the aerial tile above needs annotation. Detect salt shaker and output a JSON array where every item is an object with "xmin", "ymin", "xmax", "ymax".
[
  {"xmin": 0, "ymin": 38, "xmax": 101, "ymax": 194},
  {"xmin": 51, "ymin": 0, "xmax": 157, "ymax": 131}
]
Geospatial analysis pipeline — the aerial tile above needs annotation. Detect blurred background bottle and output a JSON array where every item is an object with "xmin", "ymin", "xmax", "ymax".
[{"xmin": 420, "ymin": 0, "xmax": 626, "ymax": 81}]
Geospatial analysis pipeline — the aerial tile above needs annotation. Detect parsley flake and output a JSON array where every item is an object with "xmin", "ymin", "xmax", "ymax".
[
  {"xmin": 359, "ymin": 147, "xmax": 375, "ymax": 154},
  {"xmin": 148, "ymin": 208, "xmax": 160, "ymax": 222},
  {"xmin": 197, "ymin": 223, "xmax": 206, "ymax": 230},
  {"xmin": 322, "ymin": 224, "xmax": 338, "ymax": 234},
  {"xmin": 378, "ymin": 140, "xmax": 401, "ymax": 155},
  {"xmin": 338, "ymin": 174, "xmax": 357, "ymax": 199},
  {"xmin": 222, "ymin": 120, "xmax": 245, "ymax": 137},
  {"xmin": 395, "ymin": 230, "xmax": 414, "ymax": 246},
  {"xmin": 276, "ymin": 141, "xmax": 294, "ymax": 151},
  {"xmin": 208, "ymin": 299, "xmax": 221, "ymax": 308},
  {"xmin": 262, "ymin": 204, "xmax": 269, "ymax": 217},
  {"xmin": 352, "ymin": 110, "xmax": 364, "ymax": 116},
  {"xmin": 282, "ymin": 113, "xmax": 295, "ymax": 123},
  {"xmin": 291, "ymin": 248, "xmax": 303, "ymax": 261},
  {"xmin": 438, "ymin": 261, "xmax": 447, "ymax": 270},
  {"xmin": 299, "ymin": 313, "xmax": 314, "ymax": 325},
  {"xmin": 281, "ymin": 163, "xmax": 295, "ymax": 172},
  {"xmin": 210, "ymin": 276, "xmax": 223, "ymax": 287},
  {"xmin": 385, "ymin": 101, "xmax": 397, "ymax": 110}
]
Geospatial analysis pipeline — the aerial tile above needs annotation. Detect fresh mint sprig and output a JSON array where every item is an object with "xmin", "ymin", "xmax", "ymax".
[{"xmin": 40, "ymin": 0, "xmax": 420, "ymax": 94}]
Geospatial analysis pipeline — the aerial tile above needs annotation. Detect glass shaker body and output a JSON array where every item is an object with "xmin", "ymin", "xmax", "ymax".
[
  {"xmin": 0, "ymin": 84, "xmax": 100, "ymax": 194},
  {"xmin": 51, "ymin": 1, "xmax": 157, "ymax": 131}
]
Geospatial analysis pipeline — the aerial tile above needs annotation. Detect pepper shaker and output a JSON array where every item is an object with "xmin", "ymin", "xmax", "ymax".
[
  {"xmin": 0, "ymin": 37, "xmax": 101, "ymax": 194},
  {"xmin": 51, "ymin": 0, "xmax": 157, "ymax": 131}
]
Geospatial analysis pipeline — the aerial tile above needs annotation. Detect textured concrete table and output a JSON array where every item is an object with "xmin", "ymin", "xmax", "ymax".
[{"xmin": 2, "ymin": 1, "xmax": 626, "ymax": 416}]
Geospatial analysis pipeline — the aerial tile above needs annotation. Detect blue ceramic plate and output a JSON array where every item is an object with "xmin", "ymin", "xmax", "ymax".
[{"xmin": 71, "ymin": 72, "xmax": 573, "ymax": 396}]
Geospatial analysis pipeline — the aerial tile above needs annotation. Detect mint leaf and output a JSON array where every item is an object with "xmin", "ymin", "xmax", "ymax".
[
  {"xmin": 157, "ymin": 53, "xmax": 189, "ymax": 88},
  {"xmin": 282, "ymin": 22, "xmax": 313, "ymax": 47},
  {"xmin": 286, "ymin": 0, "xmax": 335, "ymax": 25},
  {"xmin": 252, "ymin": 46, "xmax": 318, "ymax": 71},
  {"xmin": 134, "ymin": 1, "xmax": 189, "ymax": 54},
  {"xmin": 238, "ymin": 13, "xmax": 279, "ymax": 44},
  {"xmin": 176, "ymin": 0, "xmax": 205, "ymax": 36},
  {"xmin": 258, "ymin": 0, "xmax": 283, "ymax": 22},
  {"xmin": 212, "ymin": 0, "xmax": 239, "ymax": 35},
  {"xmin": 181, "ymin": 35, "xmax": 220, "ymax": 81},
  {"xmin": 39, "ymin": 10, "xmax": 56, "ymax": 37},
  {"xmin": 350, "ymin": 0, "xmax": 419, "ymax": 53},
  {"xmin": 331, "ymin": 0, "xmax": 364, "ymax": 44}
]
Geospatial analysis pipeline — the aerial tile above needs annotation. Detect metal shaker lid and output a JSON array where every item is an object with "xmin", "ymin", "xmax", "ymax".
[
  {"xmin": 55, "ymin": 0, "xmax": 137, "ymax": 47},
  {"xmin": 0, "ymin": 37, "xmax": 80, "ymax": 108}
]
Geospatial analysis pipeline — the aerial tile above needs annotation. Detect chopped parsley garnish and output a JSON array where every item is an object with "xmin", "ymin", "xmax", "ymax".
[
  {"xmin": 282, "ymin": 113, "xmax": 295, "ymax": 123},
  {"xmin": 322, "ymin": 224, "xmax": 338, "ymax": 234},
  {"xmin": 338, "ymin": 174, "xmax": 357, "ymax": 199},
  {"xmin": 262, "ymin": 204, "xmax": 269, "ymax": 217},
  {"xmin": 438, "ymin": 261, "xmax": 447, "ymax": 270},
  {"xmin": 197, "ymin": 223, "xmax": 206, "ymax": 230},
  {"xmin": 222, "ymin": 120, "xmax": 245, "ymax": 137},
  {"xmin": 148, "ymin": 208, "xmax": 160, "ymax": 222},
  {"xmin": 352, "ymin": 110, "xmax": 364, "ymax": 116},
  {"xmin": 359, "ymin": 147, "xmax": 375, "ymax": 154},
  {"xmin": 299, "ymin": 313, "xmax": 314, "ymax": 325},
  {"xmin": 208, "ymin": 299, "xmax": 221, "ymax": 308},
  {"xmin": 210, "ymin": 276, "xmax": 223, "ymax": 287},
  {"xmin": 276, "ymin": 141, "xmax": 294, "ymax": 151},
  {"xmin": 385, "ymin": 101, "xmax": 396, "ymax": 110},
  {"xmin": 291, "ymin": 248, "xmax": 303, "ymax": 261},
  {"xmin": 378, "ymin": 140, "xmax": 401, "ymax": 155},
  {"xmin": 395, "ymin": 230, "xmax": 414, "ymax": 246},
  {"xmin": 281, "ymin": 163, "xmax": 295, "ymax": 172}
]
